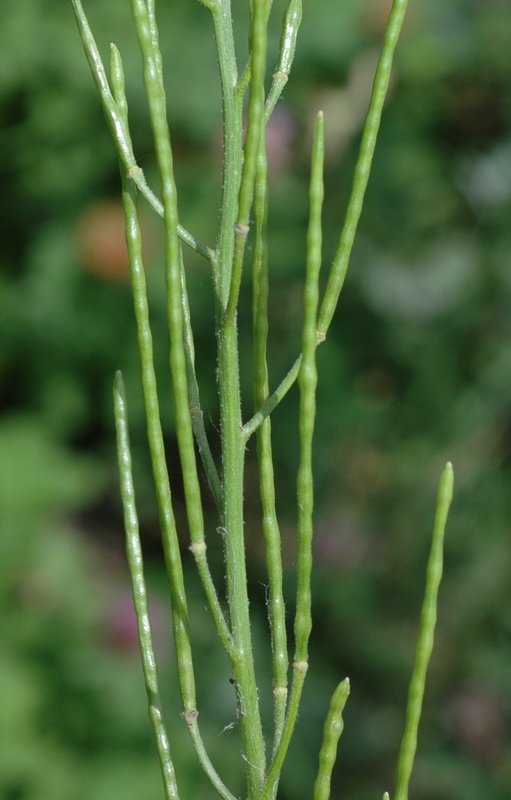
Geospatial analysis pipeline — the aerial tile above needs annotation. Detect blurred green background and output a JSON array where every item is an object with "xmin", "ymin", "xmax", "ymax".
[{"xmin": 2, "ymin": 0, "xmax": 511, "ymax": 798}]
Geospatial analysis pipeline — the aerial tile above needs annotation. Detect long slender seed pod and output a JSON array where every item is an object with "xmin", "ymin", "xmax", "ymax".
[
  {"xmin": 225, "ymin": 0, "xmax": 268, "ymax": 324},
  {"xmin": 295, "ymin": 111, "xmax": 324, "ymax": 660},
  {"xmin": 71, "ymin": 0, "xmax": 133, "ymax": 167},
  {"xmin": 72, "ymin": 2, "xmax": 213, "ymax": 262},
  {"xmin": 113, "ymin": 372, "xmax": 180, "ymax": 800},
  {"xmin": 207, "ymin": 2, "xmax": 243, "ymax": 311},
  {"xmin": 317, "ymin": 0, "xmax": 409, "ymax": 335},
  {"xmin": 131, "ymin": 0, "xmax": 223, "ymax": 747},
  {"xmin": 313, "ymin": 678, "xmax": 350, "ymax": 800},
  {"xmin": 119, "ymin": 117, "xmax": 196, "ymax": 717},
  {"xmin": 253, "ymin": 141, "xmax": 289, "ymax": 753},
  {"xmin": 265, "ymin": 0, "xmax": 303, "ymax": 121},
  {"xmin": 394, "ymin": 462, "xmax": 454, "ymax": 800},
  {"xmin": 264, "ymin": 112, "xmax": 325, "ymax": 800}
]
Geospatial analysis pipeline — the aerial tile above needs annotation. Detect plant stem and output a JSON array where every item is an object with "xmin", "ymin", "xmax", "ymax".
[
  {"xmin": 394, "ymin": 462, "xmax": 454, "ymax": 800},
  {"xmin": 205, "ymin": 2, "xmax": 269, "ymax": 795}
]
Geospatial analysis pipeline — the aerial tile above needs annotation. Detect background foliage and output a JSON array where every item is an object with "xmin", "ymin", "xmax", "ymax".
[{"xmin": 1, "ymin": 0, "xmax": 511, "ymax": 798}]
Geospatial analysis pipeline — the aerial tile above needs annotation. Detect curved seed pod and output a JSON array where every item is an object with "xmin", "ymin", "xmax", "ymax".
[
  {"xmin": 313, "ymin": 678, "xmax": 350, "ymax": 800},
  {"xmin": 394, "ymin": 462, "xmax": 454, "ymax": 800}
]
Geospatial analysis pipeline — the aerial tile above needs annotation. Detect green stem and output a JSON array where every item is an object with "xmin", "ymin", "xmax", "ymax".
[
  {"xmin": 130, "ymin": 164, "xmax": 217, "ymax": 264},
  {"xmin": 243, "ymin": 354, "xmax": 302, "ymax": 440},
  {"xmin": 207, "ymin": 2, "xmax": 268, "ymax": 795},
  {"xmin": 113, "ymin": 372, "xmax": 180, "ymax": 800},
  {"xmin": 394, "ymin": 462, "xmax": 454, "ymax": 800},
  {"xmin": 263, "ymin": 661, "xmax": 307, "ymax": 799},
  {"xmin": 180, "ymin": 265, "xmax": 224, "ymax": 515}
]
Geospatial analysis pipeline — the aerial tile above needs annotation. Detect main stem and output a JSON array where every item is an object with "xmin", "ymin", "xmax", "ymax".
[{"xmin": 211, "ymin": 2, "xmax": 266, "ymax": 796}]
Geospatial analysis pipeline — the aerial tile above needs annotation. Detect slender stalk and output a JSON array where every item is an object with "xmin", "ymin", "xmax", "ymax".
[
  {"xmin": 243, "ymin": 353, "xmax": 302, "ymax": 440},
  {"xmin": 263, "ymin": 661, "xmax": 307, "ymax": 799},
  {"xmin": 180, "ymin": 267, "xmax": 224, "ymax": 515},
  {"xmin": 184, "ymin": 711, "xmax": 239, "ymax": 800},
  {"xmin": 394, "ymin": 462, "xmax": 454, "ymax": 800},
  {"xmin": 312, "ymin": 678, "xmax": 350, "ymax": 800},
  {"xmin": 131, "ymin": 166, "xmax": 217, "ymax": 264},
  {"xmin": 113, "ymin": 371, "xmax": 180, "ymax": 800},
  {"xmin": 265, "ymin": 111, "xmax": 325, "ymax": 799},
  {"xmin": 253, "ymin": 142, "xmax": 288, "ymax": 754}
]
